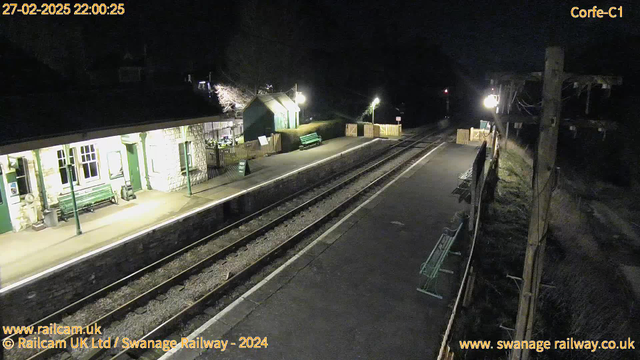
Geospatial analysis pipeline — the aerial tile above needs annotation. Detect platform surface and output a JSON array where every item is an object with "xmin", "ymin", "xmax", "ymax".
[
  {"xmin": 0, "ymin": 137, "xmax": 375, "ymax": 287},
  {"xmin": 168, "ymin": 142, "xmax": 478, "ymax": 360}
]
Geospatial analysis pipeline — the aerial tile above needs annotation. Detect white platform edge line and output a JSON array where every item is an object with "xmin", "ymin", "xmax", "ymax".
[
  {"xmin": 159, "ymin": 141, "xmax": 446, "ymax": 359},
  {"xmin": 0, "ymin": 139, "xmax": 381, "ymax": 294}
]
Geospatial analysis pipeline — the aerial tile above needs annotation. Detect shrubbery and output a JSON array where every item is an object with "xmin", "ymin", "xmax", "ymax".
[{"xmin": 277, "ymin": 119, "xmax": 348, "ymax": 152}]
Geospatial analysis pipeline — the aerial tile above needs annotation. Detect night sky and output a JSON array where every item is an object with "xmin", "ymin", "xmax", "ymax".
[{"xmin": 1, "ymin": 0, "xmax": 639, "ymax": 125}]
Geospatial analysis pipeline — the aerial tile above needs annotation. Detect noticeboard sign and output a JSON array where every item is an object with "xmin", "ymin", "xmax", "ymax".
[
  {"xmin": 8, "ymin": 182, "xmax": 19, "ymax": 197},
  {"xmin": 395, "ymin": 116, "xmax": 401, "ymax": 122},
  {"xmin": 238, "ymin": 160, "xmax": 251, "ymax": 176},
  {"xmin": 258, "ymin": 136, "xmax": 269, "ymax": 146}
]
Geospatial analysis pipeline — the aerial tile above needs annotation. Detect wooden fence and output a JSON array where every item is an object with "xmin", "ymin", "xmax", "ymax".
[
  {"xmin": 345, "ymin": 124, "xmax": 358, "ymax": 137},
  {"xmin": 363, "ymin": 124, "xmax": 402, "ymax": 138},
  {"xmin": 205, "ymin": 134, "xmax": 281, "ymax": 172},
  {"xmin": 378, "ymin": 124, "xmax": 402, "ymax": 137},
  {"xmin": 456, "ymin": 129, "xmax": 470, "ymax": 144},
  {"xmin": 470, "ymin": 127, "xmax": 492, "ymax": 142},
  {"xmin": 437, "ymin": 137, "xmax": 502, "ymax": 360},
  {"xmin": 364, "ymin": 124, "xmax": 380, "ymax": 138}
]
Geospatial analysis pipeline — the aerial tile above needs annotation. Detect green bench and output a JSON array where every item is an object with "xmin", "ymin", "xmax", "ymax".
[
  {"xmin": 299, "ymin": 132, "xmax": 322, "ymax": 150},
  {"xmin": 417, "ymin": 220, "xmax": 464, "ymax": 299},
  {"xmin": 58, "ymin": 183, "xmax": 118, "ymax": 221}
]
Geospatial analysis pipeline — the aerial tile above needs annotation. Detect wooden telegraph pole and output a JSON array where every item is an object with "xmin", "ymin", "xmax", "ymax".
[{"xmin": 510, "ymin": 46, "xmax": 564, "ymax": 360}]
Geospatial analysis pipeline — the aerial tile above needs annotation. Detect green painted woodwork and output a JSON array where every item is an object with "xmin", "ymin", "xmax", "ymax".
[
  {"xmin": 126, "ymin": 144, "xmax": 142, "ymax": 192},
  {"xmin": 57, "ymin": 183, "xmax": 115, "ymax": 220},
  {"xmin": 0, "ymin": 170, "xmax": 13, "ymax": 234},
  {"xmin": 416, "ymin": 221, "xmax": 464, "ymax": 299},
  {"xmin": 299, "ymin": 132, "xmax": 322, "ymax": 150}
]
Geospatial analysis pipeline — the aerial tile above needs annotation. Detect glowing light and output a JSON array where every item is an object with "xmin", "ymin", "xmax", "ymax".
[
  {"xmin": 444, "ymin": 89, "xmax": 449, "ymax": 94},
  {"xmin": 296, "ymin": 93, "xmax": 306, "ymax": 104},
  {"xmin": 372, "ymin": 97, "xmax": 380, "ymax": 107},
  {"xmin": 483, "ymin": 95, "xmax": 499, "ymax": 109}
]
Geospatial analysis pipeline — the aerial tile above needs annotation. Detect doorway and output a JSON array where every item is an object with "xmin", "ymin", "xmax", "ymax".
[
  {"xmin": 125, "ymin": 144, "xmax": 142, "ymax": 192},
  {"xmin": 0, "ymin": 168, "xmax": 13, "ymax": 234}
]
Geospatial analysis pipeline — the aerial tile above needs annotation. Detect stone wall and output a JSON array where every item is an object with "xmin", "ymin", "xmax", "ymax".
[
  {"xmin": 1, "ymin": 125, "xmax": 209, "ymax": 232},
  {"xmin": 0, "ymin": 139, "xmax": 392, "ymax": 326},
  {"xmin": 146, "ymin": 125, "xmax": 207, "ymax": 192}
]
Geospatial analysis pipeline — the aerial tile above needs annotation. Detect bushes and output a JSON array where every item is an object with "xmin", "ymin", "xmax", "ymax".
[{"xmin": 277, "ymin": 119, "xmax": 348, "ymax": 152}]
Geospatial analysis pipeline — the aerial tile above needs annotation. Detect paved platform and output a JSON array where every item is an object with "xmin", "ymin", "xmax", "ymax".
[
  {"xmin": 0, "ymin": 137, "xmax": 374, "ymax": 287},
  {"xmin": 166, "ymin": 143, "xmax": 478, "ymax": 360}
]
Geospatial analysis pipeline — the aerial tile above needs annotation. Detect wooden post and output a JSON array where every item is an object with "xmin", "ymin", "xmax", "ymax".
[
  {"xmin": 510, "ymin": 46, "xmax": 564, "ymax": 360},
  {"xmin": 505, "ymin": 122, "xmax": 509, "ymax": 150}
]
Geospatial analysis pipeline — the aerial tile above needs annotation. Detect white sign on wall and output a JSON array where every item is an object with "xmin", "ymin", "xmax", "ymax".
[{"xmin": 258, "ymin": 135, "xmax": 269, "ymax": 146}]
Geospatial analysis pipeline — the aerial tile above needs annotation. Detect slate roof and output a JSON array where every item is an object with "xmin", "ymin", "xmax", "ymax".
[
  {"xmin": 246, "ymin": 93, "xmax": 300, "ymax": 114},
  {"xmin": 0, "ymin": 86, "xmax": 221, "ymax": 147}
]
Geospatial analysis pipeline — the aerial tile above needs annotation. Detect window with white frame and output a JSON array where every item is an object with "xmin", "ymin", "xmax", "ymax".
[
  {"xmin": 80, "ymin": 144, "xmax": 100, "ymax": 180},
  {"xmin": 15, "ymin": 157, "xmax": 31, "ymax": 195},
  {"xmin": 57, "ymin": 148, "xmax": 78, "ymax": 185},
  {"xmin": 178, "ymin": 142, "xmax": 193, "ymax": 172}
]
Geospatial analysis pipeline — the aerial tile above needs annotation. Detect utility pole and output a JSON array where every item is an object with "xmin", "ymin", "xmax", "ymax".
[{"xmin": 510, "ymin": 46, "xmax": 564, "ymax": 360}]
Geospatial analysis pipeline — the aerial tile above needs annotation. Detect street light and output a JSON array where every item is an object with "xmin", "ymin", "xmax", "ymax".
[
  {"xmin": 296, "ymin": 92, "xmax": 306, "ymax": 126},
  {"xmin": 483, "ymin": 94, "xmax": 499, "ymax": 109},
  {"xmin": 371, "ymin": 97, "xmax": 380, "ymax": 125},
  {"xmin": 443, "ymin": 88, "xmax": 450, "ymax": 115}
]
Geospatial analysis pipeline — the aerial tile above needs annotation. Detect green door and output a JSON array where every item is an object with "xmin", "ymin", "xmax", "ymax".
[
  {"xmin": 0, "ymin": 169, "xmax": 13, "ymax": 234},
  {"xmin": 126, "ymin": 144, "xmax": 142, "ymax": 192}
]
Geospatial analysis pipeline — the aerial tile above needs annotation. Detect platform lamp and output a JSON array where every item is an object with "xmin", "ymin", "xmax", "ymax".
[
  {"xmin": 64, "ymin": 144, "xmax": 82, "ymax": 235},
  {"xmin": 371, "ymin": 97, "xmax": 380, "ymax": 125},
  {"xmin": 181, "ymin": 125, "xmax": 192, "ymax": 196},
  {"xmin": 295, "ymin": 92, "xmax": 306, "ymax": 126}
]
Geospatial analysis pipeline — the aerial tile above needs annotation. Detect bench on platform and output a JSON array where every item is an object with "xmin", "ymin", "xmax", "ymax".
[
  {"xmin": 417, "ymin": 219, "xmax": 464, "ymax": 299},
  {"xmin": 299, "ymin": 132, "xmax": 322, "ymax": 150},
  {"xmin": 57, "ymin": 183, "xmax": 118, "ymax": 221},
  {"xmin": 451, "ymin": 167, "xmax": 473, "ymax": 203}
]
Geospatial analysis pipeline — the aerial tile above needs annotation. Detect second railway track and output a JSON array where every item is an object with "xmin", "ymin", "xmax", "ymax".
[{"xmin": 4, "ymin": 127, "xmax": 451, "ymax": 360}]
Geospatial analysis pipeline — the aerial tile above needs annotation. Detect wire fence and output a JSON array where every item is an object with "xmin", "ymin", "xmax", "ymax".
[{"xmin": 438, "ymin": 130, "xmax": 501, "ymax": 360}]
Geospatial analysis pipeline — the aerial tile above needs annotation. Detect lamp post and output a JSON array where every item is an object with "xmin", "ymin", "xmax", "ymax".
[
  {"xmin": 483, "ymin": 94, "xmax": 499, "ymax": 109},
  {"xmin": 181, "ymin": 126, "xmax": 192, "ymax": 196},
  {"xmin": 295, "ymin": 91, "xmax": 306, "ymax": 127},
  {"xmin": 371, "ymin": 97, "xmax": 380, "ymax": 125},
  {"xmin": 64, "ymin": 144, "xmax": 82, "ymax": 235},
  {"xmin": 443, "ymin": 88, "xmax": 450, "ymax": 115}
]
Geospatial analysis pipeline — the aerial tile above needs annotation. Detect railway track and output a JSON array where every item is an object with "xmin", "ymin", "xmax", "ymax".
[{"xmin": 4, "ymin": 127, "xmax": 449, "ymax": 360}]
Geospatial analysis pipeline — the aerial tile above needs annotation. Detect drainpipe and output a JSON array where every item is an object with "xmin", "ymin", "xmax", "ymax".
[
  {"xmin": 34, "ymin": 149, "xmax": 48, "ymax": 210},
  {"xmin": 140, "ymin": 132, "xmax": 152, "ymax": 190},
  {"xmin": 181, "ymin": 125, "xmax": 192, "ymax": 196},
  {"xmin": 64, "ymin": 144, "xmax": 82, "ymax": 235},
  {"xmin": 184, "ymin": 140, "xmax": 192, "ymax": 196}
]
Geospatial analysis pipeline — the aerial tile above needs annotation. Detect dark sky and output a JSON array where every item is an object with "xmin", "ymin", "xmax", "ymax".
[
  {"xmin": 2, "ymin": 1, "xmax": 638, "ymax": 74},
  {"xmin": 312, "ymin": 0, "xmax": 639, "ymax": 72},
  {"xmin": 1, "ymin": 0, "xmax": 638, "ymax": 95}
]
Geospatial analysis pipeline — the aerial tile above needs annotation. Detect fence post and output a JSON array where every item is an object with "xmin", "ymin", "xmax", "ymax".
[{"xmin": 215, "ymin": 144, "xmax": 221, "ymax": 168}]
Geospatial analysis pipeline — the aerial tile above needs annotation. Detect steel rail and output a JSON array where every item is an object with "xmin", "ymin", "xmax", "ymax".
[
  {"xmin": 19, "ymin": 129, "xmax": 436, "ymax": 360},
  {"xmin": 110, "ymin": 132, "xmax": 448, "ymax": 360},
  {"xmin": 2, "ymin": 128, "xmax": 428, "ymax": 345}
]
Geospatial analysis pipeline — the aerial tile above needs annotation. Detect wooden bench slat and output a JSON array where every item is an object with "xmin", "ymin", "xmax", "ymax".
[
  {"xmin": 299, "ymin": 132, "xmax": 322, "ymax": 149},
  {"xmin": 417, "ymin": 220, "xmax": 465, "ymax": 299},
  {"xmin": 58, "ymin": 183, "xmax": 116, "ymax": 219}
]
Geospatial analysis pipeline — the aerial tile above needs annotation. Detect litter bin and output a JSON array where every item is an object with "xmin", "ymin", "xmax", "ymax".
[{"xmin": 43, "ymin": 209, "xmax": 58, "ymax": 228}]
